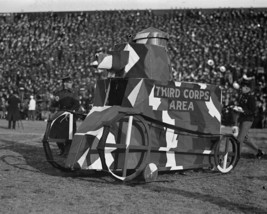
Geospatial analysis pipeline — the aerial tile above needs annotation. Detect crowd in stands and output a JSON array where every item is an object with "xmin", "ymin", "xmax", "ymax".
[{"xmin": 0, "ymin": 8, "xmax": 266, "ymax": 127}]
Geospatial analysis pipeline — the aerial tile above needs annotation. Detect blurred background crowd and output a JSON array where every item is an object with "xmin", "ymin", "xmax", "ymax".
[{"xmin": 0, "ymin": 8, "xmax": 266, "ymax": 127}]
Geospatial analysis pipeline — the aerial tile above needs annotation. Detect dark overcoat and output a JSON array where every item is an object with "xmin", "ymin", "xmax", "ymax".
[
  {"xmin": 6, "ymin": 95, "xmax": 21, "ymax": 121},
  {"xmin": 49, "ymin": 88, "xmax": 80, "ymax": 139},
  {"xmin": 51, "ymin": 88, "xmax": 79, "ymax": 111}
]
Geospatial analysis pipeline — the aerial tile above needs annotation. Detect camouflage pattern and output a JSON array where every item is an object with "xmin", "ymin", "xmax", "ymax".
[
  {"xmin": 94, "ymin": 78, "xmax": 221, "ymax": 134},
  {"xmin": 64, "ymin": 28, "xmax": 222, "ymax": 177},
  {"xmin": 65, "ymin": 78, "xmax": 221, "ymax": 172},
  {"xmin": 97, "ymin": 43, "xmax": 172, "ymax": 82}
]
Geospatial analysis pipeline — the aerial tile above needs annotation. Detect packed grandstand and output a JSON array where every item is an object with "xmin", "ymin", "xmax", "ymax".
[{"xmin": 0, "ymin": 8, "xmax": 266, "ymax": 127}]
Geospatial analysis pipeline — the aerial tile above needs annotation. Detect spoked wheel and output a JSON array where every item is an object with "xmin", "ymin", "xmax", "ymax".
[
  {"xmin": 214, "ymin": 134, "xmax": 240, "ymax": 173},
  {"xmin": 43, "ymin": 138, "xmax": 73, "ymax": 172},
  {"xmin": 42, "ymin": 112, "xmax": 75, "ymax": 172},
  {"xmin": 98, "ymin": 114, "xmax": 151, "ymax": 182}
]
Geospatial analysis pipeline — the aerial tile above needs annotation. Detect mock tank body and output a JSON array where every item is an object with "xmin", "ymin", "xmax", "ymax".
[{"xmin": 43, "ymin": 27, "xmax": 240, "ymax": 182}]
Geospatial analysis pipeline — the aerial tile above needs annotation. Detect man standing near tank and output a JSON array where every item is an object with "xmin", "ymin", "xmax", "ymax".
[
  {"xmin": 235, "ymin": 79, "xmax": 264, "ymax": 159},
  {"xmin": 49, "ymin": 74, "xmax": 80, "ymax": 155}
]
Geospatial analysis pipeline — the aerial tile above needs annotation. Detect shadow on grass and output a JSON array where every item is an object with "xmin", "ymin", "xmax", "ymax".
[
  {"xmin": 0, "ymin": 125, "xmax": 10, "ymax": 129},
  {"xmin": 0, "ymin": 138, "xmax": 114, "ymax": 184},
  {"xmin": 244, "ymin": 175, "xmax": 267, "ymax": 181},
  {"xmin": 241, "ymin": 153, "xmax": 266, "ymax": 160},
  {"xmin": 141, "ymin": 184, "xmax": 267, "ymax": 214},
  {"xmin": 1, "ymin": 138, "xmax": 266, "ymax": 213},
  {"xmin": 0, "ymin": 136, "xmax": 240, "ymax": 186}
]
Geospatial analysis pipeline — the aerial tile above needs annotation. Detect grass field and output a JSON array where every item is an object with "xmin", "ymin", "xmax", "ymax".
[{"xmin": 0, "ymin": 119, "xmax": 266, "ymax": 214}]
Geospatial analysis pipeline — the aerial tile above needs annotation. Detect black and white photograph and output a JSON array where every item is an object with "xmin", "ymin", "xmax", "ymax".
[{"xmin": 0, "ymin": 0, "xmax": 266, "ymax": 213}]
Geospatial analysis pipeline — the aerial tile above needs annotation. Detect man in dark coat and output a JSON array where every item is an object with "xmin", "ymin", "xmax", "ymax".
[
  {"xmin": 48, "ymin": 75, "xmax": 80, "ymax": 155},
  {"xmin": 236, "ymin": 79, "xmax": 264, "ymax": 159},
  {"xmin": 51, "ymin": 75, "xmax": 80, "ymax": 112},
  {"xmin": 6, "ymin": 91, "xmax": 21, "ymax": 129}
]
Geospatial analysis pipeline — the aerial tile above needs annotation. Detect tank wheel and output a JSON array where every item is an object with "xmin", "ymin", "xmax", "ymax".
[
  {"xmin": 43, "ymin": 138, "xmax": 73, "ymax": 172},
  {"xmin": 214, "ymin": 135, "xmax": 240, "ymax": 173},
  {"xmin": 98, "ymin": 114, "xmax": 151, "ymax": 182},
  {"xmin": 142, "ymin": 163, "xmax": 158, "ymax": 182},
  {"xmin": 42, "ymin": 112, "xmax": 75, "ymax": 172}
]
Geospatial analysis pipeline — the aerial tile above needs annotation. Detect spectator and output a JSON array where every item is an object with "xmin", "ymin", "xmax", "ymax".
[
  {"xmin": 6, "ymin": 90, "xmax": 21, "ymax": 129},
  {"xmin": 0, "ymin": 9, "xmax": 266, "ymax": 125},
  {"xmin": 262, "ymin": 99, "xmax": 267, "ymax": 128},
  {"xmin": 28, "ymin": 95, "xmax": 36, "ymax": 120},
  {"xmin": 0, "ymin": 96, "xmax": 7, "ymax": 119}
]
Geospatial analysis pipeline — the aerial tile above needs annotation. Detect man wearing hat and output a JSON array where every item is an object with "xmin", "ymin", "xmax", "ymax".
[
  {"xmin": 6, "ymin": 90, "xmax": 21, "ymax": 129},
  {"xmin": 236, "ymin": 79, "xmax": 264, "ymax": 159},
  {"xmin": 52, "ymin": 75, "xmax": 79, "ymax": 111},
  {"xmin": 50, "ymin": 74, "xmax": 80, "ymax": 155}
]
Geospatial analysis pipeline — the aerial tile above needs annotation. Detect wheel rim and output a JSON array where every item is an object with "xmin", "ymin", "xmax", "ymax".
[
  {"xmin": 43, "ymin": 139, "xmax": 72, "ymax": 172},
  {"xmin": 98, "ymin": 114, "xmax": 150, "ymax": 181},
  {"xmin": 214, "ymin": 135, "xmax": 239, "ymax": 173},
  {"xmin": 42, "ymin": 112, "xmax": 74, "ymax": 172}
]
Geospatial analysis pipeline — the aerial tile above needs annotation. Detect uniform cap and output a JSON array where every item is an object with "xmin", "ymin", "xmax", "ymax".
[{"xmin": 62, "ymin": 75, "xmax": 72, "ymax": 82}]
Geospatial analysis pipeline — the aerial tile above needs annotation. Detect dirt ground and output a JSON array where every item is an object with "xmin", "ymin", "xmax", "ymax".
[{"xmin": 0, "ymin": 119, "xmax": 266, "ymax": 214}]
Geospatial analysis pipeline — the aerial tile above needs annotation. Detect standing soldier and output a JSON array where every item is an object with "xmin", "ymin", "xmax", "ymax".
[
  {"xmin": 236, "ymin": 79, "xmax": 264, "ymax": 159},
  {"xmin": 52, "ymin": 75, "xmax": 80, "ymax": 112},
  {"xmin": 49, "ymin": 74, "xmax": 80, "ymax": 155}
]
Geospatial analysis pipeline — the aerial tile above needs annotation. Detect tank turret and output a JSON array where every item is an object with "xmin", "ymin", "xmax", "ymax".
[
  {"xmin": 97, "ymin": 27, "xmax": 172, "ymax": 81},
  {"xmin": 133, "ymin": 27, "xmax": 169, "ymax": 48}
]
